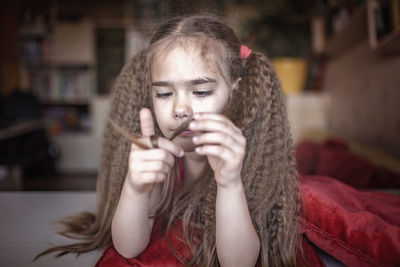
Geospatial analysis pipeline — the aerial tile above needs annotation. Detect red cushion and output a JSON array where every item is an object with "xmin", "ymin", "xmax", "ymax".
[
  {"xmin": 296, "ymin": 138, "xmax": 400, "ymax": 188},
  {"xmin": 295, "ymin": 140, "xmax": 320, "ymax": 174},
  {"xmin": 300, "ymin": 174, "xmax": 400, "ymax": 267},
  {"xmin": 315, "ymin": 140, "xmax": 374, "ymax": 188}
]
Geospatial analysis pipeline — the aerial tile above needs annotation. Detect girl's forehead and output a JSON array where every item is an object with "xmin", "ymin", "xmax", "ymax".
[
  {"xmin": 150, "ymin": 38, "xmax": 230, "ymax": 82},
  {"xmin": 152, "ymin": 47, "xmax": 211, "ymax": 77}
]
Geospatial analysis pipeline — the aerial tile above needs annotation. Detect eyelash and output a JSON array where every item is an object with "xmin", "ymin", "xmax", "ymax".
[
  {"xmin": 155, "ymin": 92, "xmax": 173, "ymax": 98},
  {"xmin": 193, "ymin": 90, "xmax": 214, "ymax": 97},
  {"xmin": 155, "ymin": 90, "xmax": 214, "ymax": 98}
]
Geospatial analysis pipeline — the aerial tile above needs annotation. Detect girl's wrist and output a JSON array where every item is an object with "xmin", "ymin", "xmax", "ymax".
[
  {"xmin": 124, "ymin": 175, "xmax": 151, "ymax": 197},
  {"xmin": 216, "ymin": 175, "xmax": 243, "ymax": 192}
]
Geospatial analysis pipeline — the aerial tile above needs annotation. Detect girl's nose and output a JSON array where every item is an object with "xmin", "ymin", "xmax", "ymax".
[{"xmin": 174, "ymin": 98, "xmax": 193, "ymax": 119}]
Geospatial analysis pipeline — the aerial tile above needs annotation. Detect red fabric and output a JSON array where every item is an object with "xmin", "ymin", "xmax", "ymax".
[
  {"xmin": 96, "ymin": 219, "xmax": 324, "ymax": 267},
  {"xmin": 296, "ymin": 140, "xmax": 320, "ymax": 175},
  {"xmin": 300, "ymin": 174, "xmax": 400, "ymax": 267},
  {"xmin": 296, "ymin": 138, "xmax": 400, "ymax": 188},
  {"xmin": 95, "ymin": 220, "xmax": 192, "ymax": 267},
  {"xmin": 300, "ymin": 235, "xmax": 327, "ymax": 267}
]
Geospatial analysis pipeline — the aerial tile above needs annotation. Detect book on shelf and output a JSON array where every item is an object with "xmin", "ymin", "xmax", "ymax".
[
  {"xmin": 30, "ymin": 68, "xmax": 91, "ymax": 103},
  {"xmin": 372, "ymin": 0, "xmax": 399, "ymax": 40},
  {"xmin": 44, "ymin": 105, "xmax": 91, "ymax": 135},
  {"xmin": 19, "ymin": 35, "xmax": 49, "ymax": 64},
  {"xmin": 20, "ymin": 39, "xmax": 42, "ymax": 63},
  {"xmin": 56, "ymin": 69, "xmax": 91, "ymax": 103}
]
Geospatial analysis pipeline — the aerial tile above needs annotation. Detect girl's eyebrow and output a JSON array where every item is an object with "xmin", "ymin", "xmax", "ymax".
[
  {"xmin": 151, "ymin": 77, "xmax": 217, "ymax": 87},
  {"xmin": 152, "ymin": 81, "xmax": 170, "ymax": 87},
  {"xmin": 190, "ymin": 77, "xmax": 217, "ymax": 85}
]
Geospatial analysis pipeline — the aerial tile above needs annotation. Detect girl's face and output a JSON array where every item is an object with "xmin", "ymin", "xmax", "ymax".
[{"xmin": 151, "ymin": 44, "xmax": 233, "ymax": 152}]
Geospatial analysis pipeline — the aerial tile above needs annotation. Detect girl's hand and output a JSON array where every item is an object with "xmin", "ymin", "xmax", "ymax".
[
  {"xmin": 190, "ymin": 113, "xmax": 246, "ymax": 189},
  {"xmin": 127, "ymin": 108, "xmax": 184, "ymax": 193}
]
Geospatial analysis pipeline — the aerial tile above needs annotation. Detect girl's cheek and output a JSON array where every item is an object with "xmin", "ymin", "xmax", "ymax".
[{"xmin": 193, "ymin": 101, "xmax": 219, "ymax": 114}]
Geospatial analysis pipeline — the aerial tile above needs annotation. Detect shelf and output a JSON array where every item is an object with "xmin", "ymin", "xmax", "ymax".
[
  {"xmin": 322, "ymin": 3, "xmax": 368, "ymax": 56},
  {"xmin": 376, "ymin": 27, "xmax": 400, "ymax": 53},
  {"xmin": 16, "ymin": 8, "xmax": 95, "ymax": 137},
  {"xmin": 0, "ymin": 120, "xmax": 46, "ymax": 141},
  {"xmin": 367, "ymin": 0, "xmax": 400, "ymax": 54},
  {"xmin": 19, "ymin": 27, "xmax": 49, "ymax": 38},
  {"xmin": 316, "ymin": 0, "xmax": 400, "ymax": 57},
  {"xmin": 21, "ymin": 62, "xmax": 94, "ymax": 70},
  {"xmin": 40, "ymin": 100, "xmax": 90, "ymax": 106}
]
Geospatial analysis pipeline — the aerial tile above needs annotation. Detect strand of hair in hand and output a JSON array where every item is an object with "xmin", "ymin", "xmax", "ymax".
[{"xmin": 109, "ymin": 117, "xmax": 192, "ymax": 149}]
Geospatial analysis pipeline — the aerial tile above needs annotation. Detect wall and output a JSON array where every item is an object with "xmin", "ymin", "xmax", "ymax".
[
  {"xmin": 323, "ymin": 41, "xmax": 400, "ymax": 159},
  {"xmin": 53, "ymin": 96, "xmax": 109, "ymax": 172},
  {"xmin": 286, "ymin": 92, "xmax": 328, "ymax": 143}
]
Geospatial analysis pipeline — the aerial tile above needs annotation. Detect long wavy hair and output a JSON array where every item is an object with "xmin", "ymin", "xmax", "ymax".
[{"xmin": 37, "ymin": 15, "xmax": 301, "ymax": 267}]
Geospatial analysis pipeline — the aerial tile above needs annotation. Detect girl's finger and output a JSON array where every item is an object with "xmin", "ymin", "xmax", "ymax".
[
  {"xmin": 156, "ymin": 137, "xmax": 185, "ymax": 158},
  {"xmin": 138, "ymin": 172, "xmax": 167, "ymax": 184},
  {"xmin": 193, "ymin": 132, "xmax": 242, "ymax": 154},
  {"xmin": 194, "ymin": 112, "xmax": 242, "ymax": 136},
  {"xmin": 131, "ymin": 149, "xmax": 175, "ymax": 169},
  {"xmin": 140, "ymin": 108, "xmax": 155, "ymax": 137},
  {"xmin": 132, "ymin": 159, "xmax": 170, "ymax": 174},
  {"xmin": 189, "ymin": 119, "xmax": 245, "ymax": 145},
  {"xmin": 195, "ymin": 145, "xmax": 235, "ymax": 164},
  {"xmin": 129, "ymin": 136, "xmax": 184, "ymax": 158}
]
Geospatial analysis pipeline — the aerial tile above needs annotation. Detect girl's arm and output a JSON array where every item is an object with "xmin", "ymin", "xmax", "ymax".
[
  {"xmin": 112, "ymin": 108, "xmax": 184, "ymax": 258},
  {"xmin": 216, "ymin": 180, "xmax": 260, "ymax": 267},
  {"xmin": 190, "ymin": 112, "xmax": 260, "ymax": 266},
  {"xmin": 111, "ymin": 176, "xmax": 160, "ymax": 258}
]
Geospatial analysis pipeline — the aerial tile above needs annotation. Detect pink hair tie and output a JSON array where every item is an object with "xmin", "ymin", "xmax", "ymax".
[{"xmin": 240, "ymin": 45, "xmax": 252, "ymax": 59}]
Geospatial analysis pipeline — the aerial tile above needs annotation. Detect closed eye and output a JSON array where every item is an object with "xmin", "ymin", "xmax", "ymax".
[
  {"xmin": 155, "ymin": 92, "xmax": 173, "ymax": 98},
  {"xmin": 193, "ymin": 90, "xmax": 214, "ymax": 97}
]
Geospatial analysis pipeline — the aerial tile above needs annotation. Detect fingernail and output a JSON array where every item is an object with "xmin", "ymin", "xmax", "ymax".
[
  {"xmin": 192, "ymin": 136, "xmax": 199, "ymax": 143},
  {"xmin": 194, "ymin": 113, "xmax": 201, "ymax": 119},
  {"xmin": 179, "ymin": 150, "xmax": 184, "ymax": 157},
  {"xmin": 195, "ymin": 147, "xmax": 201, "ymax": 153}
]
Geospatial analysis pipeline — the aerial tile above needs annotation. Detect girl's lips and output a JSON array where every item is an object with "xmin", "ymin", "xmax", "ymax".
[{"xmin": 180, "ymin": 130, "xmax": 194, "ymax": 136}]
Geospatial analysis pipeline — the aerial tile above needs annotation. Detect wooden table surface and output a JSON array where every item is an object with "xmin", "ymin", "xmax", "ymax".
[
  {"xmin": 0, "ymin": 191, "xmax": 102, "ymax": 267},
  {"xmin": 0, "ymin": 191, "xmax": 352, "ymax": 267}
]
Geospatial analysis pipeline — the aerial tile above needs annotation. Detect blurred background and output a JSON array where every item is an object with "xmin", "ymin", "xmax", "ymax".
[{"xmin": 1, "ymin": 0, "xmax": 400, "ymax": 191}]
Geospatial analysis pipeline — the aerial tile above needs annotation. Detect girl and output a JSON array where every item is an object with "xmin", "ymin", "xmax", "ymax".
[{"xmin": 38, "ymin": 15, "xmax": 309, "ymax": 266}]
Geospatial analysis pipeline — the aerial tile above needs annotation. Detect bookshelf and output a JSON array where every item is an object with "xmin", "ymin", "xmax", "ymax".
[
  {"xmin": 19, "ymin": 21, "xmax": 95, "ymax": 135},
  {"xmin": 314, "ymin": 0, "xmax": 400, "ymax": 56},
  {"xmin": 367, "ymin": 0, "xmax": 400, "ymax": 53},
  {"xmin": 374, "ymin": 27, "xmax": 400, "ymax": 52},
  {"xmin": 322, "ymin": 3, "xmax": 368, "ymax": 56}
]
